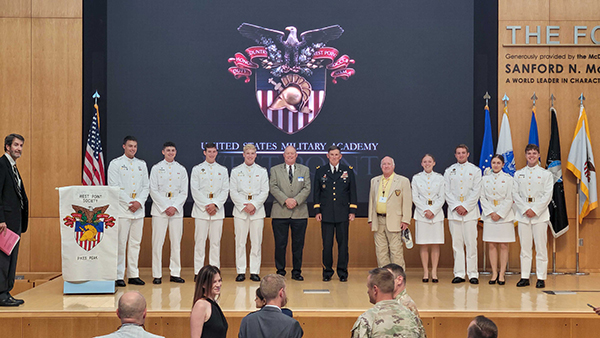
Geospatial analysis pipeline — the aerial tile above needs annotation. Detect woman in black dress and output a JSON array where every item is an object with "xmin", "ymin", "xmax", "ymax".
[{"xmin": 190, "ymin": 265, "xmax": 228, "ymax": 338}]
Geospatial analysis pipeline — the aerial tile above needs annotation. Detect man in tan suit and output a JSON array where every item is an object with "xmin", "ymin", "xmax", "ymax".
[
  {"xmin": 269, "ymin": 146, "xmax": 311, "ymax": 281},
  {"xmin": 368, "ymin": 156, "xmax": 412, "ymax": 269}
]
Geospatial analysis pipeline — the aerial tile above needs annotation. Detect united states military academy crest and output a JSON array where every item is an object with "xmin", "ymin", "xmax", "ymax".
[
  {"xmin": 228, "ymin": 23, "xmax": 356, "ymax": 134},
  {"xmin": 63, "ymin": 205, "xmax": 116, "ymax": 251}
]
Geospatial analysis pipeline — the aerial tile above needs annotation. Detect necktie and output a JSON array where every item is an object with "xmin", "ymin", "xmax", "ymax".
[
  {"xmin": 13, "ymin": 165, "xmax": 24, "ymax": 209},
  {"xmin": 288, "ymin": 165, "xmax": 293, "ymax": 184}
]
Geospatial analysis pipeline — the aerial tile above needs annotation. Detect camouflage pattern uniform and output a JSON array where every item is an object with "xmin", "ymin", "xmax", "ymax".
[
  {"xmin": 351, "ymin": 300, "xmax": 427, "ymax": 338},
  {"xmin": 395, "ymin": 289, "xmax": 420, "ymax": 317}
]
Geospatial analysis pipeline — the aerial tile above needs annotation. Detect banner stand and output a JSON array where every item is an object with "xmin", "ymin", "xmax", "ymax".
[{"xmin": 64, "ymin": 280, "xmax": 115, "ymax": 294}]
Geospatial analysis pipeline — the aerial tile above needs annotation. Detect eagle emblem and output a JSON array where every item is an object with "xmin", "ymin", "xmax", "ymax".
[
  {"xmin": 228, "ymin": 23, "xmax": 356, "ymax": 134},
  {"xmin": 63, "ymin": 205, "xmax": 116, "ymax": 251}
]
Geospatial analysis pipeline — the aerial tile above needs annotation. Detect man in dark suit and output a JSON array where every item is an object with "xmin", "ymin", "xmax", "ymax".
[
  {"xmin": 238, "ymin": 274, "xmax": 303, "ymax": 338},
  {"xmin": 313, "ymin": 145, "xmax": 357, "ymax": 282},
  {"xmin": 269, "ymin": 146, "xmax": 311, "ymax": 281},
  {"xmin": 0, "ymin": 133, "xmax": 28, "ymax": 307}
]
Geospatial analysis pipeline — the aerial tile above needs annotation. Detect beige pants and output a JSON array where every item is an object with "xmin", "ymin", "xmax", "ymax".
[{"xmin": 374, "ymin": 215, "xmax": 405, "ymax": 269}]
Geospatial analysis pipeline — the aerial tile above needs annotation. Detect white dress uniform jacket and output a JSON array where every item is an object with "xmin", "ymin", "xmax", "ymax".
[
  {"xmin": 149, "ymin": 160, "xmax": 188, "ymax": 217},
  {"xmin": 512, "ymin": 165, "xmax": 553, "ymax": 224},
  {"xmin": 230, "ymin": 163, "xmax": 269, "ymax": 219},
  {"xmin": 480, "ymin": 171, "xmax": 515, "ymax": 223},
  {"xmin": 190, "ymin": 161, "xmax": 229, "ymax": 220},
  {"xmin": 412, "ymin": 171, "xmax": 445, "ymax": 223},
  {"xmin": 444, "ymin": 162, "xmax": 482, "ymax": 220},
  {"xmin": 108, "ymin": 155, "xmax": 149, "ymax": 219}
]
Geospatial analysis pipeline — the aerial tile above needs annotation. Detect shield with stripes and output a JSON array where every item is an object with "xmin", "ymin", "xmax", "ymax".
[
  {"xmin": 256, "ymin": 67, "xmax": 326, "ymax": 134},
  {"xmin": 74, "ymin": 221, "xmax": 104, "ymax": 251}
]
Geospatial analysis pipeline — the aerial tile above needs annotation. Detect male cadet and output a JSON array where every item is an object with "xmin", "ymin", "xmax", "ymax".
[
  {"xmin": 149, "ymin": 142, "xmax": 188, "ymax": 284},
  {"xmin": 190, "ymin": 142, "xmax": 229, "ymax": 275},
  {"xmin": 230, "ymin": 144, "xmax": 269, "ymax": 282},
  {"xmin": 444, "ymin": 144, "xmax": 482, "ymax": 284},
  {"xmin": 314, "ymin": 145, "xmax": 357, "ymax": 282},
  {"xmin": 351, "ymin": 268, "xmax": 426, "ymax": 338},
  {"xmin": 108, "ymin": 136, "xmax": 149, "ymax": 286},
  {"xmin": 269, "ymin": 146, "xmax": 311, "ymax": 281},
  {"xmin": 513, "ymin": 144, "xmax": 553, "ymax": 288},
  {"xmin": 367, "ymin": 156, "xmax": 412, "ymax": 269}
]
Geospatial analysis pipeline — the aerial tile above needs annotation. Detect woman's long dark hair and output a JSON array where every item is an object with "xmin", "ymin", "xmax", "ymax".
[{"xmin": 193, "ymin": 265, "xmax": 221, "ymax": 305}]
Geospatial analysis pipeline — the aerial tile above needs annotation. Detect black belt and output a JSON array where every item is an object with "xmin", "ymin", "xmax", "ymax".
[{"xmin": 377, "ymin": 213, "xmax": 386, "ymax": 217}]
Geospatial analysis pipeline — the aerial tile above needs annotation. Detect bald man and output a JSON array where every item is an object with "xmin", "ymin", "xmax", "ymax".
[
  {"xmin": 368, "ymin": 156, "xmax": 412, "ymax": 269},
  {"xmin": 95, "ymin": 291, "xmax": 163, "ymax": 338}
]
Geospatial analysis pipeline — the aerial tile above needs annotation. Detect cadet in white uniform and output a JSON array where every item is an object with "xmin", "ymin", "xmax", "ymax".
[
  {"xmin": 107, "ymin": 136, "xmax": 149, "ymax": 286},
  {"xmin": 149, "ymin": 142, "xmax": 188, "ymax": 284},
  {"xmin": 412, "ymin": 154, "xmax": 445, "ymax": 283},
  {"xmin": 190, "ymin": 142, "xmax": 229, "ymax": 274},
  {"xmin": 480, "ymin": 154, "xmax": 515, "ymax": 285},
  {"xmin": 230, "ymin": 144, "xmax": 269, "ymax": 282},
  {"xmin": 444, "ymin": 144, "xmax": 482, "ymax": 284},
  {"xmin": 513, "ymin": 144, "xmax": 553, "ymax": 288}
]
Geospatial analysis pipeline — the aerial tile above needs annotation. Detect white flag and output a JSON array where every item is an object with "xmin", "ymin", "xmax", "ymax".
[
  {"xmin": 59, "ymin": 185, "xmax": 122, "ymax": 281},
  {"xmin": 567, "ymin": 105, "xmax": 598, "ymax": 222},
  {"xmin": 496, "ymin": 106, "xmax": 516, "ymax": 176}
]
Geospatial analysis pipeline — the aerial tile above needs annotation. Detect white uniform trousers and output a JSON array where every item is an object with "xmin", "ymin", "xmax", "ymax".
[
  {"xmin": 151, "ymin": 216, "xmax": 183, "ymax": 278},
  {"xmin": 117, "ymin": 218, "xmax": 144, "ymax": 279},
  {"xmin": 518, "ymin": 221, "xmax": 548, "ymax": 280},
  {"xmin": 449, "ymin": 219, "xmax": 479, "ymax": 279},
  {"xmin": 234, "ymin": 217, "xmax": 264, "ymax": 274},
  {"xmin": 194, "ymin": 218, "xmax": 224, "ymax": 273}
]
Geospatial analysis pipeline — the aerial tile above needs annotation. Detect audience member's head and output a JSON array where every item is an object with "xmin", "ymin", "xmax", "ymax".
[
  {"xmin": 467, "ymin": 315, "xmax": 498, "ymax": 338},
  {"xmin": 383, "ymin": 263, "xmax": 406, "ymax": 296},
  {"xmin": 366, "ymin": 268, "xmax": 395, "ymax": 304},
  {"xmin": 116, "ymin": 291, "xmax": 147, "ymax": 325},
  {"xmin": 193, "ymin": 265, "xmax": 222, "ymax": 304},
  {"xmin": 255, "ymin": 287, "xmax": 267, "ymax": 309},
  {"xmin": 259, "ymin": 274, "xmax": 288, "ymax": 308}
]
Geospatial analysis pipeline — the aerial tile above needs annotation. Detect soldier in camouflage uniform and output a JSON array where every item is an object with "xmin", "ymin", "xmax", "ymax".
[
  {"xmin": 351, "ymin": 268, "xmax": 426, "ymax": 338},
  {"xmin": 384, "ymin": 263, "xmax": 420, "ymax": 317}
]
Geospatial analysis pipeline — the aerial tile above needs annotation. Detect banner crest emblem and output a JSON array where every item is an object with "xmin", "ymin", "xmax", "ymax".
[
  {"xmin": 228, "ymin": 23, "xmax": 355, "ymax": 134},
  {"xmin": 63, "ymin": 205, "xmax": 116, "ymax": 251}
]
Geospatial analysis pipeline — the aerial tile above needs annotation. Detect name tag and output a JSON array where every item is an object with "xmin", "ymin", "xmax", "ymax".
[
  {"xmin": 379, "ymin": 196, "xmax": 387, "ymax": 203},
  {"xmin": 298, "ymin": 177, "xmax": 304, "ymax": 182}
]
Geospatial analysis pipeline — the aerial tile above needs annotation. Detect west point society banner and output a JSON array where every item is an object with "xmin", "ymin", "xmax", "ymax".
[{"xmin": 59, "ymin": 186, "xmax": 121, "ymax": 281}]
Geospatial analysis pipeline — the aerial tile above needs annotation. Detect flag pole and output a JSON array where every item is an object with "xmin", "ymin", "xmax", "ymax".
[
  {"xmin": 566, "ymin": 94, "xmax": 589, "ymax": 276},
  {"xmin": 547, "ymin": 94, "xmax": 564, "ymax": 276},
  {"xmin": 480, "ymin": 92, "xmax": 492, "ymax": 275}
]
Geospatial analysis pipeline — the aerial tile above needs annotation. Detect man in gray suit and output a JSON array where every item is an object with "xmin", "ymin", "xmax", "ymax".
[
  {"xmin": 269, "ymin": 146, "xmax": 311, "ymax": 281},
  {"xmin": 238, "ymin": 274, "xmax": 303, "ymax": 338},
  {"xmin": 95, "ymin": 291, "xmax": 163, "ymax": 338}
]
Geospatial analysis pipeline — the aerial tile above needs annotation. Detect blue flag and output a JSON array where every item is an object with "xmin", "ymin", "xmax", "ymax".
[
  {"xmin": 479, "ymin": 105, "xmax": 494, "ymax": 175},
  {"xmin": 528, "ymin": 107, "xmax": 539, "ymax": 146}
]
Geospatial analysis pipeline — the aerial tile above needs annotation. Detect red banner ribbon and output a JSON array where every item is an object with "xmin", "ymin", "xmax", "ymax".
[
  {"xmin": 228, "ymin": 67, "xmax": 253, "ymax": 83},
  {"xmin": 245, "ymin": 46, "xmax": 268, "ymax": 61},
  {"xmin": 313, "ymin": 47, "xmax": 339, "ymax": 63},
  {"xmin": 331, "ymin": 68, "xmax": 356, "ymax": 84}
]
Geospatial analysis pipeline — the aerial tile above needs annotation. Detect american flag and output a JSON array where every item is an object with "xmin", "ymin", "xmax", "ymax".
[{"xmin": 83, "ymin": 104, "xmax": 105, "ymax": 185}]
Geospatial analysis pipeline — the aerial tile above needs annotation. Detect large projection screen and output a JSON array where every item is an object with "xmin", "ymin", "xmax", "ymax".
[{"xmin": 107, "ymin": 0, "xmax": 474, "ymax": 215}]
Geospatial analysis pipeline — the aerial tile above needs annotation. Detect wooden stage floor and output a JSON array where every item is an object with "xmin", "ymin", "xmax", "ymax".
[{"xmin": 2, "ymin": 268, "xmax": 600, "ymax": 337}]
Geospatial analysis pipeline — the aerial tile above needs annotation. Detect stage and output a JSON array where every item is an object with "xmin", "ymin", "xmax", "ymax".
[{"xmin": 1, "ymin": 267, "xmax": 600, "ymax": 337}]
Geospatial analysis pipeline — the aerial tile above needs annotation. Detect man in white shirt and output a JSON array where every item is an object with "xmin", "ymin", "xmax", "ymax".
[
  {"xmin": 513, "ymin": 144, "xmax": 553, "ymax": 288},
  {"xmin": 444, "ymin": 144, "xmax": 482, "ymax": 284},
  {"xmin": 149, "ymin": 142, "xmax": 188, "ymax": 284},
  {"xmin": 230, "ymin": 144, "xmax": 269, "ymax": 282},
  {"xmin": 190, "ymin": 142, "xmax": 229, "ymax": 276},
  {"xmin": 108, "ymin": 136, "xmax": 149, "ymax": 287}
]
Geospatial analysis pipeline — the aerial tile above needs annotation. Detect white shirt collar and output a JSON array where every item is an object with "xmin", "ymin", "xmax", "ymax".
[{"xmin": 5, "ymin": 153, "xmax": 16, "ymax": 167}]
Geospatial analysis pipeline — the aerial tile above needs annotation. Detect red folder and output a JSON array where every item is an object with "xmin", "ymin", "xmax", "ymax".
[{"xmin": 0, "ymin": 228, "xmax": 20, "ymax": 255}]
